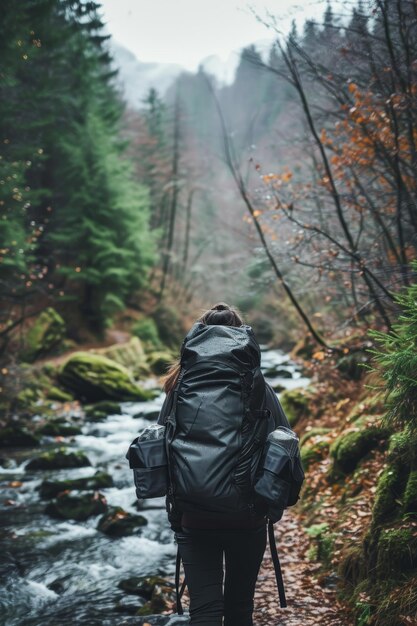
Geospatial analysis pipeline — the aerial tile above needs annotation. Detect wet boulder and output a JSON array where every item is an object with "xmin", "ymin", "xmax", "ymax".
[
  {"xmin": 147, "ymin": 351, "xmax": 174, "ymax": 376},
  {"xmin": 136, "ymin": 583, "xmax": 176, "ymax": 615},
  {"xmin": 39, "ymin": 471, "xmax": 113, "ymax": 499},
  {"xmin": 58, "ymin": 352, "xmax": 153, "ymax": 403},
  {"xmin": 118, "ymin": 576, "xmax": 174, "ymax": 597},
  {"xmin": 22, "ymin": 307, "xmax": 66, "ymax": 362},
  {"xmin": 97, "ymin": 506, "xmax": 147, "ymax": 537},
  {"xmin": 45, "ymin": 491, "xmax": 107, "ymax": 521},
  {"xmin": 36, "ymin": 420, "xmax": 82, "ymax": 437},
  {"xmin": 26, "ymin": 447, "xmax": 91, "ymax": 470},
  {"xmin": 93, "ymin": 337, "xmax": 150, "ymax": 378},
  {"xmin": 114, "ymin": 595, "xmax": 145, "ymax": 614},
  {"xmin": 0, "ymin": 427, "xmax": 40, "ymax": 448},
  {"xmin": 84, "ymin": 400, "xmax": 122, "ymax": 422},
  {"xmin": 46, "ymin": 386, "xmax": 74, "ymax": 402}
]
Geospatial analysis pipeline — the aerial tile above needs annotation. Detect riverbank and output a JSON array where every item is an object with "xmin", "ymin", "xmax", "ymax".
[{"xmin": 0, "ymin": 340, "xmax": 311, "ymax": 626}]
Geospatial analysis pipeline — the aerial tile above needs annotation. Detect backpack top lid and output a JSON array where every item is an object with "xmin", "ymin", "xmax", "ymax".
[{"xmin": 180, "ymin": 322, "xmax": 261, "ymax": 369}]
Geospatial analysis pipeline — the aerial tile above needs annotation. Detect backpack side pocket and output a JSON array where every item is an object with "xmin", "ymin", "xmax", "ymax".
[{"xmin": 127, "ymin": 437, "xmax": 168, "ymax": 499}]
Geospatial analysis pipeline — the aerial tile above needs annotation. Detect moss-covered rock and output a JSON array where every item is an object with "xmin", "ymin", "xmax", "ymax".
[
  {"xmin": 136, "ymin": 583, "xmax": 175, "ymax": 615},
  {"xmin": 92, "ymin": 337, "xmax": 150, "ymax": 378},
  {"xmin": 45, "ymin": 491, "xmax": 107, "ymax": 521},
  {"xmin": 26, "ymin": 448, "xmax": 91, "ymax": 470},
  {"xmin": 84, "ymin": 400, "xmax": 122, "ymax": 421},
  {"xmin": 39, "ymin": 471, "xmax": 113, "ymax": 499},
  {"xmin": 97, "ymin": 507, "xmax": 148, "ymax": 537},
  {"xmin": 58, "ymin": 352, "xmax": 152, "ymax": 402},
  {"xmin": 372, "ymin": 461, "xmax": 408, "ymax": 525},
  {"xmin": 15, "ymin": 387, "xmax": 43, "ymax": 409},
  {"xmin": 300, "ymin": 427, "xmax": 331, "ymax": 447},
  {"xmin": 301, "ymin": 439, "xmax": 329, "ymax": 469},
  {"xmin": 147, "ymin": 351, "xmax": 174, "ymax": 376},
  {"xmin": 22, "ymin": 307, "xmax": 66, "ymax": 362},
  {"xmin": 279, "ymin": 387, "xmax": 310, "ymax": 427},
  {"xmin": 376, "ymin": 527, "xmax": 417, "ymax": 579},
  {"xmin": 403, "ymin": 470, "xmax": 417, "ymax": 515},
  {"xmin": 46, "ymin": 386, "xmax": 74, "ymax": 402},
  {"xmin": 118, "ymin": 576, "xmax": 174, "ymax": 598},
  {"xmin": 329, "ymin": 425, "xmax": 389, "ymax": 476},
  {"xmin": 36, "ymin": 421, "xmax": 82, "ymax": 437},
  {"xmin": 0, "ymin": 427, "xmax": 40, "ymax": 448}
]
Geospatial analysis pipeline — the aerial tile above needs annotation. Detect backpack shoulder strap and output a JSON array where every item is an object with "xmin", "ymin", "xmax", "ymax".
[
  {"xmin": 175, "ymin": 545, "xmax": 187, "ymax": 614},
  {"xmin": 268, "ymin": 519, "xmax": 287, "ymax": 608}
]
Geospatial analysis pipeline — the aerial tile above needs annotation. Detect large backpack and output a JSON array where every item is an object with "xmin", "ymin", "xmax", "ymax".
[
  {"xmin": 126, "ymin": 322, "xmax": 304, "ymax": 612},
  {"xmin": 165, "ymin": 322, "xmax": 270, "ymax": 519}
]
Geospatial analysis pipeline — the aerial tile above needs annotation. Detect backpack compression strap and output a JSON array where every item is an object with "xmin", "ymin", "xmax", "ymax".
[
  {"xmin": 268, "ymin": 519, "xmax": 287, "ymax": 608},
  {"xmin": 175, "ymin": 546, "xmax": 187, "ymax": 614}
]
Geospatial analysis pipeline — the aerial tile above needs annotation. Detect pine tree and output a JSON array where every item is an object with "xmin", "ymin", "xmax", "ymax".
[{"xmin": 368, "ymin": 260, "xmax": 417, "ymax": 432}]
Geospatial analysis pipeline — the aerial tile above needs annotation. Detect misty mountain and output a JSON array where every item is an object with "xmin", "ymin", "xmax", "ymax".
[{"xmin": 110, "ymin": 41, "xmax": 183, "ymax": 109}]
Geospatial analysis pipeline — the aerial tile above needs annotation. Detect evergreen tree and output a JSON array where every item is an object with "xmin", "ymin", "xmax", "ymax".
[{"xmin": 0, "ymin": 0, "xmax": 155, "ymax": 335}]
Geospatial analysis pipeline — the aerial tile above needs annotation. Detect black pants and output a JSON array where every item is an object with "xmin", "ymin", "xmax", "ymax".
[{"xmin": 175, "ymin": 524, "xmax": 267, "ymax": 626}]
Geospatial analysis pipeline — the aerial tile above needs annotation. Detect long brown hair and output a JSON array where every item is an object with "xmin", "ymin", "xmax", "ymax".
[{"xmin": 162, "ymin": 302, "xmax": 244, "ymax": 393}]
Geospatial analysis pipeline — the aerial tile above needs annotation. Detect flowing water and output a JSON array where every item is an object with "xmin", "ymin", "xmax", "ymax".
[{"xmin": 0, "ymin": 349, "xmax": 309, "ymax": 626}]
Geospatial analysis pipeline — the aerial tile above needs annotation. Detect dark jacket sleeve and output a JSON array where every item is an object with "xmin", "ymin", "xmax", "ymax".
[
  {"xmin": 157, "ymin": 391, "xmax": 174, "ymax": 426},
  {"xmin": 264, "ymin": 383, "xmax": 291, "ymax": 429}
]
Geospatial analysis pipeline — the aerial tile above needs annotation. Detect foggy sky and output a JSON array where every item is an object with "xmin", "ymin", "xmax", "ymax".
[{"xmin": 99, "ymin": 0, "xmax": 347, "ymax": 70}]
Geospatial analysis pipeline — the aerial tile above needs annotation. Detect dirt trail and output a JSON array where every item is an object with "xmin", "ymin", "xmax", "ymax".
[{"xmin": 254, "ymin": 510, "xmax": 353, "ymax": 626}]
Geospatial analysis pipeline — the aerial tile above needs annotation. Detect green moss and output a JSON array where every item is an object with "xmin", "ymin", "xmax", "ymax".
[
  {"xmin": 376, "ymin": 527, "xmax": 417, "ymax": 579},
  {"xmin": 388, "ymin": 428, "xmax": 417, "ymax": 464},
  {"xmin": 329, "ymin": 426, "xmax": 389, "ymax": 475},
  {"xmin": 93, "ymin": 337, "xmax": 150, "ymax": 378},
  {"xmin": 372, "ymin": 462, "xmax": 409, "ymax": 526},
  {"xmin": 403, "ymin": 470, "xmax": 417, "ymax": 515},
  {"xmin": 39, "ymin": 471, "xmax": 113, "ymax": 498},
  {"xmin": 300, "ymin": 427, "xmax": 331, "ymax": 447},
  {"xmin": 301, "ymin": 439, "xmax": 329, "ymax": 469},
  {"xmin": 305, "ymin": 523, "xmax": 335, "ymax": 567},
  {"xmin": 36, "ymin": 421, "xmax": 82, "ymax": 437},
  {"xmin": 132, "ymin": 318, "xmax": 162, "ymax": 349},
  {"xmin": 147, "ymin": 350, "xmax": 174, "ymax": 376},
  {"xmin": 22, "ymin": 307, "xmax": 66, "ymax": 362},
  {"xmin": 279, "ymin": 387, "xmax": 310, "ymax": 427},
  {"xmin": 46, "ymin": 386, "xmax": 74, "ymax": 402},
  {"xmin": 58, "ymin": 352, "xmax": 152, "ymax": 402},
  {"xmin": 45, "ymin": 491, "xmax": 107, "ymax": 521},
  {"xmin": 26, "ymin": 447, "xmax": 91, "ymax": 470},
  {"xmin": 84, "ymin": 400, "xmax": 122, "ymax": 418}
]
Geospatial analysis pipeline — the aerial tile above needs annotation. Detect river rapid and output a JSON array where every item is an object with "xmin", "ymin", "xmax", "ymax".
[{"xmin": 0, "ymin": 348, "xmax": 309, "ymax": 626}]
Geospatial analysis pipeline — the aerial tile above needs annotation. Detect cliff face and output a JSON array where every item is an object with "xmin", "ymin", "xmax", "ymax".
[{"xmin": 110, "ymin": 42, "xmax": 183, "ymax": 109}]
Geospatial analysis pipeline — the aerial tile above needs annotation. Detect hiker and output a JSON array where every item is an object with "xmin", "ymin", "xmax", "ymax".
[{"xmin": 156, "ymin": 302, "xmax": 292, "ymax": 626}]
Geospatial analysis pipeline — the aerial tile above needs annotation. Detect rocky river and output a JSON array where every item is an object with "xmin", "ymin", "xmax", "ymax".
[{"xmin": 0, "ymin": 348, "xmax": 309, "ymax": 626}]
